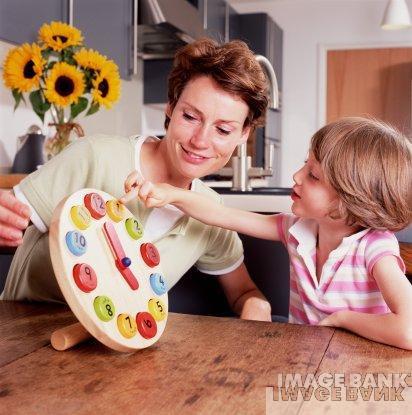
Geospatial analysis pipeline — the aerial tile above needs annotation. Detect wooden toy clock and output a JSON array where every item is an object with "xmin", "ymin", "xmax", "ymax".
[{"xmin": 49, "ymin": 188, "xmax": 168, "ymax": 352}]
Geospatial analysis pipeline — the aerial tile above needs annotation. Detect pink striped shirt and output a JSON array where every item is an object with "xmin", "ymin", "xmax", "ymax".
[{"xmin": 276, "ymin": 214, "xmax": 406, "ymax": 325}]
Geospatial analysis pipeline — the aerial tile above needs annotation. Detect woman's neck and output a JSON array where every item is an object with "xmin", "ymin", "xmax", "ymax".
[{"xmin": 140, "ymin": 139, "xmax": 192, "ymax": 189}]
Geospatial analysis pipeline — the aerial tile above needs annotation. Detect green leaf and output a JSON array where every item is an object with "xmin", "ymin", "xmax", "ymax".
[
  {"xmin": 70, "ymin": 97, "xmax": 88, "ymax": 119},
  {"xmin": 41, "ymin": 49, "xmax": 53, "ymax": 60},
  {"xmin": 86, "ymin": 101, "xmax": 99, "ymax": 116},
  {"xmin": 12, "ymin": 89, "xmax": 23, "ymax": 111},
  {"xmin": 29, "ymin": 90, "xmax": 50, "ymax": 123},
  {"xmin": 47, "ymin": 61, "xmax": 57, "ymax": 70}
]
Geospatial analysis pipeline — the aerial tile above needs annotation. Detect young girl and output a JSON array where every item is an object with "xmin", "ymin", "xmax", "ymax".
[{"xmin": 121, "ymin": 117, "xmax": 412, "ymax": 350}]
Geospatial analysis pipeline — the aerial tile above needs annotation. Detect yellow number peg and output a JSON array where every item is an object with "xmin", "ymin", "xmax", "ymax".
[
  {"xmin": 106, "ymin": 200, "xmax": 125, "ymax": 222},
  {"xmin": 148, "ymin": 298, "xmax": 167, "ymax": 321},
  {"xmin": 117, "ymin": 313, "xmax": 137, "ymax": 338},
  {"xmin": 70, "ymin": 205, "xmax": 91, "ymax": 230}
]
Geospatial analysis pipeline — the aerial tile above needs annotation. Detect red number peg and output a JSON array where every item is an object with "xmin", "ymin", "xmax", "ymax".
[
  {"xmin": 72, "ymin": 263, "xmax": 98, "ymax": 293},
  {"xmin": 84, "ymin": 193, "xmax": 106, "ymax": 219},
  {"xmin": 140, "ymin": 243, "xmax": 160, "ymax": 267},
  {"xmin": 136, "ymin": 312, "xmax": 157, "ymax": 339}
]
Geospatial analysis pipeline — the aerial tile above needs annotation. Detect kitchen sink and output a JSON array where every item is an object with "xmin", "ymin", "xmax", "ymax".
[{"xmin": 212, "ymin": 187, "xmax": 292, "ymax": 196}]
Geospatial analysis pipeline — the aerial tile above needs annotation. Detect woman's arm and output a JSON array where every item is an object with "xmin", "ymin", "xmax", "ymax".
[
  {"xmin": 121, "ymin": 175, "xmax": 281, "ymax": 241},
  {"xmin": 320, "ymin": 255, "xmax": 412, "ymax": 350},
  {"xmin": 218, "ymin": 262, "xmax": 272, "ymax": 321}
]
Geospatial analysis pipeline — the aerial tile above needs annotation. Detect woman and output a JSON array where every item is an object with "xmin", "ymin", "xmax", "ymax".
[{"xmin": 0, "ymin": 38, "xmax": 272, "ymax": 321}]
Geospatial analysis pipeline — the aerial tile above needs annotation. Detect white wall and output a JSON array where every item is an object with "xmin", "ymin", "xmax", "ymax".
[
  {"xmin": 0, "ymin": 41, "xmax": 143, "ymax": 172},
  {"xmin": 230, "ymin": 0, "xmax": 412, "ymax": 186}
]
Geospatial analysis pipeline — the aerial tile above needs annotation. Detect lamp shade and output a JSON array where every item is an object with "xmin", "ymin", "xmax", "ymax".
[{"xmin": 381, "ymin": 0, "xmax": 412, "ymax": 30}]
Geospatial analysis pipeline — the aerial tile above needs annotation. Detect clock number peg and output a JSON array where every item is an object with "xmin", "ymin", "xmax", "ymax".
[
  {"xmin": 125, "ymin": 218, "xmax": 144, "ymax": 240},
  {"xmin": 149, "ymin": 273, "xmax": 168, "ymax": 295},
  {"xmin": 73, "ymin": 263, "xmax": 97, "ymax": 293},
  {"xmin": 117, "ymin": 313, "xmax": 138, "ymax": 338},
  {"xmin": 148, "ymin": 298, "xmax": 166, "ymax": 321},
  {"xmin": 84, "ymin": 193, "xmax": 106, "ymax": 219},
  {"xmin": 93, "ymin": 296, "xmax": 115, "ymax": 322},
  {"xmin": 140, "ymin": 243, "xmax": 160, "ymax": 267},
  {"xmin": 70, "ymin": 205, "xmax": 92, "ymax": 230},
  {"xmin": 136, "ymin": 312, "xmax": 157, "ymax": 339},
  {"xmin": 106, "ymin": 200, "xmax": 125, "ymax": 222},
  {"xmin": 66, "ymin": 230, "xmax": 87, "ymax": 256}
]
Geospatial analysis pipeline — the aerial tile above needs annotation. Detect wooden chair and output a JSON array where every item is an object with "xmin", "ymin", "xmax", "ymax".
[{"xmin": 400, "ymin": 242, "xmax": 412, "ymax": 282}]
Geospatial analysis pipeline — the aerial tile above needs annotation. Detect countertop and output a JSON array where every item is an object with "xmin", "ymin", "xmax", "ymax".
[
  {"xmin": 212, "ymin": 186, "xmax": 292, "ymax": 213},
  {"xmin": 1, "ymin": 301, "xmax": 412, "ymax": 414},
  {"xmin": 0, "ymin": 174, "xmax": 27, "ymax": 189}
]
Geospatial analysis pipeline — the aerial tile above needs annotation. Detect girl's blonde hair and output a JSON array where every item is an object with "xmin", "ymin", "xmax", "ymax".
[{"xmin": 311, "ymin": 117, "xmax": 412, "ymax": 231}]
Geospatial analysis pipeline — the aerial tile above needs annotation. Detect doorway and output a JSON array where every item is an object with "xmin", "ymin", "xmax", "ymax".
[{"xmin": 326, "ymin": 47, "xmax": 412, "ymax": 135}]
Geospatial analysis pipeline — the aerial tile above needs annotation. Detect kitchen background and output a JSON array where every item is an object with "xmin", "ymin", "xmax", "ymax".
[{"xmin": 1, "ymin": 0, "xmax": 412, "ymax": 187}]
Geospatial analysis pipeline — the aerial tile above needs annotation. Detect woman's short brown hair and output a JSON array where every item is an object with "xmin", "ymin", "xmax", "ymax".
[
  {"xmin": 165, "ymin": 38, "xmax": 269, "ymax": 130},
  {"xmin": 311, "ymin": 117, "xmax": 412, "ymax": 231}
]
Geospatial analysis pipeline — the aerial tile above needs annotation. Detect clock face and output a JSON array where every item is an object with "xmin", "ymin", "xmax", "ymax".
[{"xmin": 49, "ymin": 188, "xmax": 168, "ymax": 352}]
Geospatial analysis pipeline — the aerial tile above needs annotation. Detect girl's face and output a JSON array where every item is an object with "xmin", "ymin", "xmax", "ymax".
[
  {"xmin": 164, "ymin": 75, "xmax": 251, "ymax": 182},
  {"xmin": 291, "ymin": 152, "xmax": 339, "ymax": 220}
]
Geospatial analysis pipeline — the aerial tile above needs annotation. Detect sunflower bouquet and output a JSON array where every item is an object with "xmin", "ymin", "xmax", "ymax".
[{"xmin": 2, "ymin": 21, "xmax": 121, "ymax": 158}]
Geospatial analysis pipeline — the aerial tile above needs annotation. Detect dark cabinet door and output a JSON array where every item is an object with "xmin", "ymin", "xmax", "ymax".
[
  {"xmin": 230, "ymin": 13, "xmax": 283, "ymax": 90},
  {"xmin": 196, "ymin": 0, "xmax": 226, "ymax": 42},
  {"xmin": 73, "ymin": 0, "xmax": 133, "ymax": 80},
  {"xmin": 169, "ymin": 232, "xmax": 290, "ymax": 318},
  {"xmin": 0, "ymin": 0, "xmax": 68, "ymax": 45}
]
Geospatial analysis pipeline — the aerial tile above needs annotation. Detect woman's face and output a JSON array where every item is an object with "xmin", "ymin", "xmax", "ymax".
[{"xmin": 164, "ymin": 75, "xmax": 251, "ymax": 181}]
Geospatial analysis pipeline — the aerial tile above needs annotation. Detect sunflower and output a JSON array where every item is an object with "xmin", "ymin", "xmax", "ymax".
[
  {"xmin": 91, "ymin": 66, "xmax": 121, "ymax": 109},
  {"xmin": 44, "ymin": 62, "xmax": 85, "ymax": 107},
  {"xmin": 38, "ymin": 21, "xmax": 83, "ymax": 51},
  {"xmin": 74, "ymin": 48, "xmax": 108, "ymax": 72},
  {"xmin": 2, "ymin": 43, "xmax": 44, "ymax": 92}
]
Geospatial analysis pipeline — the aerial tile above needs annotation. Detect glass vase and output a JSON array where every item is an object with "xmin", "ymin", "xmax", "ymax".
[{"xmin": 44, "ymin": 122, "xmax": 85, "ymax": 161}]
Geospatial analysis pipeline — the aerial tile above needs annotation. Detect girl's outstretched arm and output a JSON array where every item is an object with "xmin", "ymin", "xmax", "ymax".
[
  {"xmin": 121, "ymin": 174, "xmax": 281, "ymax": 241},
  {"xmin": 320, "ymin": 256, "xmax": 412, "ymax": 350}
]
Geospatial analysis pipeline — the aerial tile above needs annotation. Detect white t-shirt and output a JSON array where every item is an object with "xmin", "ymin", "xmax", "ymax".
[{"xmin": 14, "ymin": 135, "xmax": 185, "ymax": 241}]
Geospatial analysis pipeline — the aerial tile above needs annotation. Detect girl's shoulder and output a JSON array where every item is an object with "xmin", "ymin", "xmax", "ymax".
[
  {"xmin": 362, "ymin": 229, "xmax": 404, "ymax": 275},
  {"xmin": 363, "ymin": 229, "xmax": 398, "ymax": 246}
]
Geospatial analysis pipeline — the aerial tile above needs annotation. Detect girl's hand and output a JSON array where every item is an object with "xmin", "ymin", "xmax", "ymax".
[{"xmin": 120, "ymin": 170, "xmax": 175, "ymax": 208}]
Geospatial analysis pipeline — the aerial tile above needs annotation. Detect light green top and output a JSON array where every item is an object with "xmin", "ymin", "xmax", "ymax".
[{"xmin": 1, "ymin": 134, "xmax": 243, "ymax": 303}]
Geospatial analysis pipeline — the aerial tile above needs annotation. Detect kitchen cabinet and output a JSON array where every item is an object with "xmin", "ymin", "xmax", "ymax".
[
  {"xmin": 198, "ymin": 0, "xmax": 227, "ymax": 42},
  {"xmin": 144, "ymin": 0, "xmax": 229, "ymax": 104},
  {"xmin": 0, "ymin": 0, "xmax": 68, "ymax": 45},
  {"xmin": 143, "ymin": 59, "xmax": 173, "ymax": 105},
  {"xmin": 231, "ymin": 13, "xmax": 283, "ymax": 91},
  {"xmin": 72, "ymin": 0, "xmax": 134, "ymax": 80}
]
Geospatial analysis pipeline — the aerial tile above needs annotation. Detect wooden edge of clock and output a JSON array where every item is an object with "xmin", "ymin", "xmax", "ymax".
[{"xmin": 49, "ymin": 193, "xmax": 141, "ymax": 353}]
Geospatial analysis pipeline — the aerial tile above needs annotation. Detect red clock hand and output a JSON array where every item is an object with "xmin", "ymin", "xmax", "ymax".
[{"xmin": 102, "ymin": 221, "xmax": 139, "ymax": 290}]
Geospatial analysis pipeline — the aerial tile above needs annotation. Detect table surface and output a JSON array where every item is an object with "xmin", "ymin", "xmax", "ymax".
[{"xmin": 1, "ymin": 301, "xmax": 412, "ymax": 414}]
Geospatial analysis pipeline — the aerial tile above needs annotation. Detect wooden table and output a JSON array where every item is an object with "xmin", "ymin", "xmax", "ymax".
[
  {"xmin": 0, "ymin": 301, "xmax": 411, "ymax": 414},
  {"xmin": 0, "ymin": 174, "xmax": 27, "ymax": 189}
]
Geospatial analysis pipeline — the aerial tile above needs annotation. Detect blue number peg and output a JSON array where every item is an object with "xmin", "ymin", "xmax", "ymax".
[
  {"xmin": 150, "ymin": 273, "xmax": 168, "ymax": 295},
  {"xmin": 65, "ymin": 230, "xmax": 87, "ymax": 256}
]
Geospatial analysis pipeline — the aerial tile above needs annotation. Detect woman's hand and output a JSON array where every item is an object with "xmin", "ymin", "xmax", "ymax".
[
  {"xmin": 120, "ymin": 170, "xmax": 177, "ymax": 208},
  {"xmin": 0, "ymin": 190, "xmax": 30, "ymax": 246}
]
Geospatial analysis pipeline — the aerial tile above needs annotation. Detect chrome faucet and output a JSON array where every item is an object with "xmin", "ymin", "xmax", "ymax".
[{"xmin": 220, "ymin": 54, "xmax": 280, "ymax": 191}]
